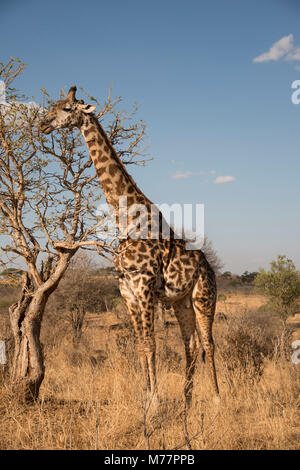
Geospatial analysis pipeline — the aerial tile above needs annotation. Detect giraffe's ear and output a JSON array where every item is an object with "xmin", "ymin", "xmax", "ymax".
[{"xmin": 78, "ymin": 103, "xmax": 96, "ymax": 114}]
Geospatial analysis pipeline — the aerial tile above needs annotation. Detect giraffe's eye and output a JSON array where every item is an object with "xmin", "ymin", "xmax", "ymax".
[{"xmin": 63, "ymin": 107, "xmax": 71, "ymax": 112}]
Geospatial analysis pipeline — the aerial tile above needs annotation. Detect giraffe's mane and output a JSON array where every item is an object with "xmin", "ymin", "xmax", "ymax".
[
  {"xmin": 90, "ymin": 114, "xmax": 152, "ymax": 202},
  {"xmin": 89, "ymin": 113, "xmax": 177, "ymax": 240}
]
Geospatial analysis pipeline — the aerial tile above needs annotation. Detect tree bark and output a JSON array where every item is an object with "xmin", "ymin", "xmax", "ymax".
[
  {"xmin": 9, "ymin": 273, "xmax": 46, "ymax": 401},
  {"xmin": 9, "ymin": 253, "xmax": 74, "ymax": 402}
]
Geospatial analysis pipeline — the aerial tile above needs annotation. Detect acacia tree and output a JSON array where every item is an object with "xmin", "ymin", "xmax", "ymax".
[{"xmin": 0, "ymin": 58, "xmax": 148, "ymax": 401}]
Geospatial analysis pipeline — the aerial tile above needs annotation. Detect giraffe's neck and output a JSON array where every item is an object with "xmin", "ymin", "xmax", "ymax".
[
  {"xmin": 81, "ymin": 114, "xmax": 147, "ymax": 206},
  {"xmin": 80, "ymin": 114, "xmax": 158, "ymax": 237}
]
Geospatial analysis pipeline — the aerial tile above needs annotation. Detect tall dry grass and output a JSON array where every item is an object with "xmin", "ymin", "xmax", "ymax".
[{"xmin": 0, "ymin": 293, "xmax": 299, "ymax": 450}]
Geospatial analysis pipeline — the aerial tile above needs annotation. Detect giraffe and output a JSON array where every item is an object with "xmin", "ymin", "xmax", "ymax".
[{"xmin": 40, "ymin": 86, "xmax": 220, "ymax": 407}]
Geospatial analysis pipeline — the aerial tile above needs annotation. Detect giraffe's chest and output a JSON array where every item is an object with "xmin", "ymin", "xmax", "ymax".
[{"xmin": 113, "ymin": 239, "xmax": 161, "ymax": 274}]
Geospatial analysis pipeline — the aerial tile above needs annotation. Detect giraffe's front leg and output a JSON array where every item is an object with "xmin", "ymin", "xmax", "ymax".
[
  {"xmin": 137, "ymin": 289, "xmax": 158, "ymax": 404},
  {"xmin": 119, "ymin": 275, "xmax": 159, "ymax": 407},
  {"xmin": 119, "ymin": 278, "xmax": 150, "ymax": 393}
]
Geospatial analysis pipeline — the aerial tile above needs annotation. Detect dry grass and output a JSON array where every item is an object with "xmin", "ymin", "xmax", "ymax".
[
  {"xmin": 0, "ymin": 293, "xmax": 300, "ymax": 450},
  {"xmin": 216, "ymin": 292, "xmax": 266, "ymax": 315}
]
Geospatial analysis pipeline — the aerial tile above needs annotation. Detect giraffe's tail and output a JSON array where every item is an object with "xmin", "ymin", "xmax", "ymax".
[{"xmin": 195, "ymin": 324, "xmax": 206, "ymax": 363}]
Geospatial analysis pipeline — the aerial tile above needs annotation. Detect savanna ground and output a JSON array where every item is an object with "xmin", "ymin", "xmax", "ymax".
[{"xmin": 0, "ymin": 275, "xmax": 299, "ymax": 450}]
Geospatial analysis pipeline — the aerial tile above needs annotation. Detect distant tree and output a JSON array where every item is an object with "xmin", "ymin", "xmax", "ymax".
[
  {"xmin": 52, "ymin": 252, "xmax": 93, "ymax": 347},
  {"xmin": 254, "ymin": 255, "xmax": 300, "ymax": 324},
  {"xmin": 221, "ymin": 271, "xmax": 232, "ymax": 280},
  {"xmin": 201, "ymin": 237, "xmax": 223, "ymax": 275},
  {"xmin": 50, "ymin": 251, "xmax": 120, "ymax": 347},
  {"xmin": 240, "ymin": 271, "xmax": 258, "ymax": 284}
]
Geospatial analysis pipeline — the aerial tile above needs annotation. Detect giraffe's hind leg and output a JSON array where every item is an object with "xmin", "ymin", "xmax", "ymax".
[
  {"xmin": 173, "ymin": 296, "xmax": 200, "ymax": 408},
  {"xmin": 192, "ymin": 268, "xmax": 220, "ymax": 401}
]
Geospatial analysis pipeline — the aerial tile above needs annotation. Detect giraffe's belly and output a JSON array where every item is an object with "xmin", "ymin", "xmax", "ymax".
[
  {"xmin": 155, "ymin": 270, "xmax": 197, "ymax": 303},
  {"xmin": 155, "ymin": 284, "xmax": 194, "ymax": 304}
]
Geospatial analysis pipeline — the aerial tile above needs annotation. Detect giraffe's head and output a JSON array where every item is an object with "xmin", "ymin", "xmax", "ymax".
[{"xmin": 40, "ymin": 86, "xmax": 96, "ymax": 134}]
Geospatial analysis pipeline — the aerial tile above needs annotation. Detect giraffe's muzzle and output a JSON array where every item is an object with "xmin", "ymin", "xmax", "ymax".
[{"xmin": 40, "ymin": 119, "xmax": 54, "ymax": 134}]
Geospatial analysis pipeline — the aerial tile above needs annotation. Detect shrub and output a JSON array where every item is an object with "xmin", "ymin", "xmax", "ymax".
[
  {"xmin": 254, "ymin": 255, "xmax": 300, "ymax": 323},
  {"xmin": 219, "ymin": 319, "xmax": 273, "ymax": 386}
]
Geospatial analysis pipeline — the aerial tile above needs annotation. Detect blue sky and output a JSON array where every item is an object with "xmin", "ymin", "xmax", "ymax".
[{"xmin": 1, "ymin": 0, "xmax": 300, "ymax": 273}]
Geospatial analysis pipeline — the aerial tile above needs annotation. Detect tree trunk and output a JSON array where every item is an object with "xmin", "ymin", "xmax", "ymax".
[
  {"xmin": 9, "ymin": 273, "xmax": 48, "ymax": 401},
  {"xmin": 9, "ymin": 253, "xmax": 74, "ymax": 402}
]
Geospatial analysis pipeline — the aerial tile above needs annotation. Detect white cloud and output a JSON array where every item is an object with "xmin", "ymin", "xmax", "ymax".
[
  {"xmin": 214, "ymin": 175, "xmax": 235, "ymax": 184},
  {"xmin": 171, "ymin": 170, "xmax": 205, "ymax": 179},
  {"xmin": 171, "ymin": 169, "xmax": 235, "ymax": 183},
  {"xmin": 286, "ymin": 47, "xmax": 300, "ymax": 61},
  {"xmin": 172, "ymin": 171, "xmax": 192, "ymax": 179},
  {"xmin": 253, "ymin": 34, "xmax": 294, "ymax": 63}
]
